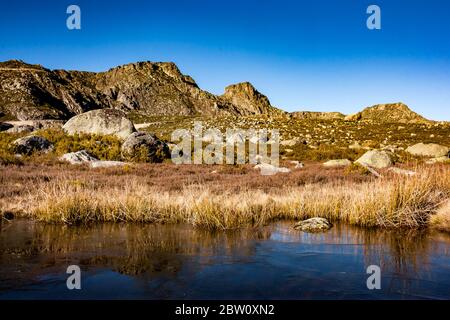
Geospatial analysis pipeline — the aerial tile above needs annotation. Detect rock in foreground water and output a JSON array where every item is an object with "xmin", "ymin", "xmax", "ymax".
[{"xmin": 294, "ymin": 217, "xmax": 333, "ymax": 232}]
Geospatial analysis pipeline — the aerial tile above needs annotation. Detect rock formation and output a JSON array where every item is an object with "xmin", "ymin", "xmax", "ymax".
[{"xmin": 62, "ymin": 109, "xmax": 136, "ymax": 139}]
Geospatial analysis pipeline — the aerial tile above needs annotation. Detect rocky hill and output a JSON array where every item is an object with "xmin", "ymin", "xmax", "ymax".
[
  {"xmin": 344, "ymin": 103, "xmax": 430, "ymax": 124},
  {"xmin": 0, "ymin": 60, "xmax": 281, "ymax": 120}
]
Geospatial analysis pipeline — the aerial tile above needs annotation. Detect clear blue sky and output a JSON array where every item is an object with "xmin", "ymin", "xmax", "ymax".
[{"xmin": 1, "ymin": 0, "xmax": 449, "ymax": 120}]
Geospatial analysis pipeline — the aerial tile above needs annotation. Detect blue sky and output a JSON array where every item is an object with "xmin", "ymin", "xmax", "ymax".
[{"xmin": 0, "ymin": 0, "xmax": 449, "ymax": 120}]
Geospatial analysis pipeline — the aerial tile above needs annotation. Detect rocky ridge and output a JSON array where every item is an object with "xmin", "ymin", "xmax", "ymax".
[{"xmin": 0, "ymin": 60, "xmax": 281, "ymax": 120}]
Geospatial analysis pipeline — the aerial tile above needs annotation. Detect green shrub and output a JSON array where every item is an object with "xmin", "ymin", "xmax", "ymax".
[
  {"xmin": 37, "ymin": 129, "xmax": 122, "ymax": 160},
  {"xmin": 0, "ymin": 132, "xmax": 24, "ymax": 165}
]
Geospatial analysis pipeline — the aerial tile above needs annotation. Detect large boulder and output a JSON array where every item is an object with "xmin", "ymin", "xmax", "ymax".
[
  {"xmin": 63, "ymin": 109, "xmax": 136, "ymax": 139},
  {"xmin": 60, "ymin": 150, "xmax": 99, "ymax": 164},
  {"xmin": 294, "ymin": 218, "xmax": 332, "ymax": 232},
  {"xmin": 323, "ymin": 159, "xmax": 352, "ymax": 167},
  {"xmin": 121, "ymin": 132, "xmax": 170, "ymax": 162},
  {"xmin": 406, "ymin": 143, "xmax": 449, "ymax": 158},
  {"xmin": 355, "ymin": 150, "xmax": 393, "ymax": 169},
  {"xmin": 12, "ymin": 135, "xmax": 53, "ymax": 155}
]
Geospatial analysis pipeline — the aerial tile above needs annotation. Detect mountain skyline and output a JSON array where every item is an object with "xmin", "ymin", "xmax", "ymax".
[
  {"xmin": 0, "ymin": 59, "xmax": 438, "ymax": 124},
  {"xmin": 1, "ymin": 0, "xmax": 449, "ymax": 120}
]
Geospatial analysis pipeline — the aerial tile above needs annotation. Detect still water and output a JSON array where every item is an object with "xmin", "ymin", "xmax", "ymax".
[{"xmin": 0, "ymin": 219, "xmax": 449, "ymax": 299}]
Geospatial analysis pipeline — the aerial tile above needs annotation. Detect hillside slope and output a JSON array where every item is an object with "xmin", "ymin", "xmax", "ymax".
[{"xmin": 0, "ymin": 60, "xmax": 281, "ymax": 120}]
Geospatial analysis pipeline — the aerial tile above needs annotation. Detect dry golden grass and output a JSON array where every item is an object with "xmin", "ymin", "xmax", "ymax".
[
  {"xmin": 12, "ymin": 164, "xmax": 448, "ymax": 231},
  {"xmin": 430, "ymin": 199, "xmax": 450, "ymax": 232}
]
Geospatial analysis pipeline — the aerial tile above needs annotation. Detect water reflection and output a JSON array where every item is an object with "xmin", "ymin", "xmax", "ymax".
[{"xmin": 0, "ymin": 220, "xmax": 449, "ymax": 299}]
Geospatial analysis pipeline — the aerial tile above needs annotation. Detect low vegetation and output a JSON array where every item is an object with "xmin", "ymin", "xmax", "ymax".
[
  {"xmin": 1, "ymin": 161, "xmax": 448, "ymax": 231},
  {"xmin": 0, "ymin": 129, "xmax": 122, "ymax": 163}
]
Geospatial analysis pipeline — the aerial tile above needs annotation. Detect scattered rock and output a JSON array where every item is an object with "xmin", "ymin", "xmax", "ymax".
[
  {"xmin": 355, "ymin": 150, "xmax": 393, "ymax": 169},
  {"xmin": 280, "ymin": 138, "xmax": 300, "ymax": 146},
  {"xmin": 6, "ymin": 124, "xmax": 36, "ymax": 134},
  {"xmin": 254, "ymin": 163, "xmax": 291, "ymax": 175},
  {"xmin": 290, "ymin": 160, "xmax": 304, "ymax": 169},
  {"xmin": 60, "ymin": 150, "xmax": 98, "ymax": 164},
  {"xmin": 425, "ymin": 156, "xmax": 450, "ymax": 165},
  {"xmin": 348, "ymin": 141, "xmax": 362, "ymax": 149},
  {"xmin": 90, "ymin": 161, "xmax": 127, "ymax": 168},
  {"xmin": 134, "ymin": 123, "xmax": 152, "ymax": 130},
  {"xmin": 0, "ymin": 122, "xmax": 13, "ymax": 131},
  {"xmin": 121, "ymin": 132, "xmax": 170, "ymax": 162},
  {"xmin": 406, "ymin": 143, "xmax": 449, "ymax": 158},
  {"xmin": 294, "ymin": 217, "xmax": 332, "ymax": 232},
  {"xmin": 387, "ymin": 167, "xmax": 416, "ymax": 176},
  {"xmin": 63, "ymin": 109, "xmax": 136, "ymax": 139},
  {"xmin": 12, "ymin": 135, "xmax": 53, "ymax": 155},
  {"xmin": 381, "ymin": 145, "xmax": 404, "ymax": 153},
  {"xmin": 323, "ymin": 159, "xmax": 352, "ymax": 167}
]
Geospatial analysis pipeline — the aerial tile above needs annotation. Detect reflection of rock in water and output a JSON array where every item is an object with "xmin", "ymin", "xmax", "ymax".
[{"xmin": 273, "ymin": 222, "xmax": 440, "ymax": 278}]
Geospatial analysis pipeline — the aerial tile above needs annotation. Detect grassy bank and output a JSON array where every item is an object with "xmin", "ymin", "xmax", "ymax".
[{"xmin": 2, "ymin": 162, "xmax": 448, "ymax": 231}]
